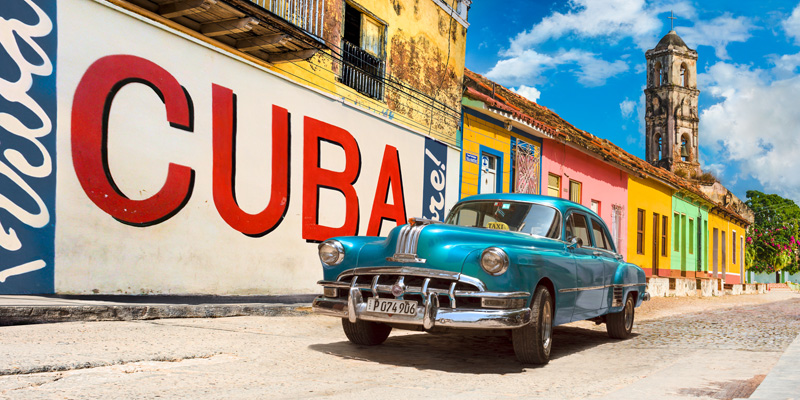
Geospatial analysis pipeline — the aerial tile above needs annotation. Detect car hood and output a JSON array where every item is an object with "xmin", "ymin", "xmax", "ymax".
[{"xmin": 354, "ymin": 223, "xmax": 559, "ymax": 274}]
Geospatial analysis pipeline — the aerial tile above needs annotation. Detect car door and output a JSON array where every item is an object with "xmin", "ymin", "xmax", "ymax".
[
  {"xmin": 589, "ymin": 217, "xmax": 619, "ymax": 315},
  {"xmin": 565, "ymin": 211, "xmax": 605, "ymax": 321}
]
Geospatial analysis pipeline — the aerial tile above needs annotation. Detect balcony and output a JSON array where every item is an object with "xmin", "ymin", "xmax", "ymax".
[
  {"xmin": 247, "ymin": 0, "xmax": 324, "ymax": 38},
  {"xmin": 340, "ymin": 40, "xmax": 385, "ymax": 100},
  {"xmin": 126, "ymin": 0, "xmax": 326, "ymax": 63}
]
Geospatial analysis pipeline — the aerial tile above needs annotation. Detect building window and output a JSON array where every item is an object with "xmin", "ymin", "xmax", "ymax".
[
  {"xmin": 688, "ymin": 218, "xmax": 694, "ymax": 254},
  {"xmin": 547, "ymin": 174, "xmax": 560, "ymax": 197},
  {"xmin": 612, "ymin": 204, "xmax": 623, "ymax": 249},
  {"xmin": 661, "ymin": 215, "xmax": 668, "ymax": 256},
  {"xmin": 569, "ymin": 180, "xmax": 582, "ymax": 204},
  {"xmin": 680, "ymin": 63, "xmax": 687, "ymax": 87},
  {"xmin": 341, "ymin": 2, "xmax": 385, "ymax": 100},
  {"xmin": 721, "ymin": 230, "xmax": 727, "ymax": 276},
  {"xmin": 636, "ymin": 209, "xmax": 645, "ymax": 255},
  {"xmin": 656, "ymin": 134, "xmax": 662, "ymax": 160},
  {"xmin": 591, "ymin": 200, "xmax": 600, "ymax": 215},
  {"xmin": 680, "ymin": 136, "xmax": 689, "ymax": 162},
  {"xmin": 732, "ymin": 231, "xmax": 737, "ymax": 264},
  {"xmin": 673, "ymin": 212, "xmax": 680, "ymax": 251},
  {"xmin": 654, "ymin": 61, "xmax": 663, "ymax": 86}
]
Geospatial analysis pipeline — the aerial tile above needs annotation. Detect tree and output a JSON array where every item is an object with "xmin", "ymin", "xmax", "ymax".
[{"xmin": 745, "ymin": 191, "xmax": 800, "ymax": 275}]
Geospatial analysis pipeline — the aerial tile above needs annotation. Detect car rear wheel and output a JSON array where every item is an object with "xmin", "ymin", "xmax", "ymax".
[
  {"xmin": 512, "ymin": 285, "xmax": 553, "ymax": 364},
  {"xmin": 341, "ymin": 319, "xmax": 392, "ymax": 345},
  {"xmin": 606, "ymin": 293, "xmax": 635, "ymax": 339}
]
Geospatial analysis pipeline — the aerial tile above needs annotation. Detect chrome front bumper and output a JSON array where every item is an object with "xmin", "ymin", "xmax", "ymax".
[{"xmin": 312, "ymin": 286, "xmax": 532, "ymax": 330}]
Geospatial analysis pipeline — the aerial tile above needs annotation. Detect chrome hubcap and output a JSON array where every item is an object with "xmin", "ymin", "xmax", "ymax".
[
  {"xmin": 624, "ymin": 299, "xmax": 634, "ymax": 331},
  {"xmin": 542, "ymin": 301, "xmax": 553, "ymax": 355}
]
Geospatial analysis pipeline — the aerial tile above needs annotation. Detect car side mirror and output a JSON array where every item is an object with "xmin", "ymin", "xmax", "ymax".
[{"xmin": 567, "ymin": 236, "xmax": 583, "ymax": 249}]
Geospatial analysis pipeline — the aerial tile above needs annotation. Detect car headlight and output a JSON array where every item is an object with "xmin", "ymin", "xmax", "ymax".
[
  {"xmin": 318, "ymin": 240, "xmax": 344, "ymax": 266},
  {"xmin": 480, "ymin": 247, "xmax": 509, "ymax": 276}
]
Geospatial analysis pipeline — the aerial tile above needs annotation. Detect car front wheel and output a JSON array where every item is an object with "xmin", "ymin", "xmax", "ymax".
[
  {"xmin": 341, "ymin": 319, "xmax": 392, "ymax": 345},
  {"xmin": 606, "ymin": 293, "xmax": 635, "ymax": 339},
  {"xmin": 512, "ymin": 285, "xmax": 553, "ymax": 364}
]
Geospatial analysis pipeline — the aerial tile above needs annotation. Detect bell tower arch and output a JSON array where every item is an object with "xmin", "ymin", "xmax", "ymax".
[{"xmin": 644, "ymin": 30, "xmax": 700, "ymax": 177}]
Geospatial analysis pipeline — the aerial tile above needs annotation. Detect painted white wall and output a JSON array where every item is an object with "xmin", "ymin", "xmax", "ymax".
[{"xmin": 54, "ymin": 1, "xmax": 459, "ymax": 294}]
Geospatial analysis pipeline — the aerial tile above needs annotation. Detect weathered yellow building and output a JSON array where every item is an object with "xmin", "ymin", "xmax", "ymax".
[
  {"xmin": 627, "ymin": 176, "xmax": 673, "ymax": 277},
  {"xmin": 708, "ymin": 210, "xmax": 747, "ymax": 285}
]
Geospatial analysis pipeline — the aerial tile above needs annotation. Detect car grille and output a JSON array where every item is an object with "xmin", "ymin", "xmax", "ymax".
[{"xmin": 333, "ymin": 269, "xmax": 484, "ymax": 309}]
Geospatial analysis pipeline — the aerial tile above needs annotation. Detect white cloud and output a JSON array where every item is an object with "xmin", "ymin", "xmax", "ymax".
[
  {"xmin": 700, "ymin": 60, "xmax": 800, "ymax": 203},
  {"xmin": 679, "ymin": 14, "xmax": 756, "ymax": 59},
  {"xmin": 486, "ymin": 49, "xmax": 628, "ymax": 87},
  {"xmin": 782, "ymin": 2, "xmax": 800, "ymax": 43},
  {"xmin": 485, "ymin": 0, "xmax": 754, "ymax": 90},
  {"xmin": 620, "ymin": 98, "xmax": 636, "ymax": 118},
  {"xmin": 505, "ymin": 0, "xmax": 696, "ymax": 55},
  {"xmin": 511, "ymin": 85, "xmax": 542, "ymax": 103},
  {"xmin": 484, "ymin": 49, "xmax": 559, "ymax": 85}
]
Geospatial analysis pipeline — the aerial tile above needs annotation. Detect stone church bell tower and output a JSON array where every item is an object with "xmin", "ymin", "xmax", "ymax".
[{"xmin": 644, "ymin": 30, "xmax": 701, "ymax": 177}]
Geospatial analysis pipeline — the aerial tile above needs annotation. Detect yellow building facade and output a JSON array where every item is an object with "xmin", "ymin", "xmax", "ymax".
[
  {"xmin": 707, "ymin": 211, "xmax": 748, "ymax": 284},
  {"xmin": 627, "ymin": 176, "xmax": 674, "ymax": 277},
  {"xmin": 460, "ymin": 108, "xmax": 544, "ymax": 198},
  {"xmin": 275, "ymin": 0, "xmax": 469, "ymax": 146}
]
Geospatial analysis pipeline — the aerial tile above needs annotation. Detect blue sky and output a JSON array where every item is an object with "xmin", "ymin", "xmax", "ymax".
[{"xmin": 465, "ymin": 0, "xmax": 800, "ymax": 204}]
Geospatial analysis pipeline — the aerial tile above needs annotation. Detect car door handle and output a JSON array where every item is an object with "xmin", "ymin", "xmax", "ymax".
[{"xmin": 593, "ymin": 251, "xmax": 602, "ymax": 256}]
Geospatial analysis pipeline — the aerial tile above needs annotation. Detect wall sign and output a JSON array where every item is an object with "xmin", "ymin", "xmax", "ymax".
[{"xmin": 0, "ymin": 0, "xmax": 57, "ymax": 294}]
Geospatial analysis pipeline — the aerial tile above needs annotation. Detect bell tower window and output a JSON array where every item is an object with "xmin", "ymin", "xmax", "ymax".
[
  {"xmin": 656, "ymin": 134, "xmax": 663, "ymax": 160},
  {"xmin": 680, "ymin": 64, "xmax": 687, "ymax": 87},
  {"xmin": 654, "ymin": 61, "xmax": 662, "ymax": 87},
  {"xmin": 680, "ymin": 136, "xmax": 689, "ymax": 161}
]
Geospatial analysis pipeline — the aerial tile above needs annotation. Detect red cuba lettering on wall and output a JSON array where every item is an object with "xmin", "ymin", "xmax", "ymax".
[
  {"xmin": 302, "ymin": 117, "xmax": 361, "ymax": 242},
  {"xmin": 367, "ymin": 145, "xmax": 407, "ymax": 236},
  {"xmin": 71, "ymin": 55, "xmax": 195, "ymax": 226},
  {"xmin": 211, "ymin": 84, "xmax": 290, "ymax": 237}
]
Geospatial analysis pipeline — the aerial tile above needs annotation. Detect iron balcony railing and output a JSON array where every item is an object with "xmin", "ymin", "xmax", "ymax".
[
  {"xmin": 247, "ymin": 0, "xmax": 325, "ymax": 38},
  {"xmin": 340, "ymin": 40, "xmax": 385, "ymax": 100}
]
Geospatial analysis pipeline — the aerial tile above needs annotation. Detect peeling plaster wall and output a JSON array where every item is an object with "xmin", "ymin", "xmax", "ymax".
[{"xmin": 274, "ymin": 0, "xmax": 467, "ymax": 147}]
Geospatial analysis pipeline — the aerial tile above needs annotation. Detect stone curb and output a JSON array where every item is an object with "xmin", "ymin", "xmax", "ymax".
[{"xmin": 0, "ymin": 304, "xmax": 312, "ymax": 326}]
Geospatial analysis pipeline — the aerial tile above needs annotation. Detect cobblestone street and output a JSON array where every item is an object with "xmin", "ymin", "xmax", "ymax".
[{"xmin": 1, "ymin": 292, "xmax": 798, "ymax": 399}]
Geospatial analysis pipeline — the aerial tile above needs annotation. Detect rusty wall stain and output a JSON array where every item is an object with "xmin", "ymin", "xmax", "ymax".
[
  {"xmin": 324, "ymin": 0, "xmax": 343, "ymax": 74},
  {"xmin": 388, "ymin": 29, "xmax": 461, "ymax": 137}
]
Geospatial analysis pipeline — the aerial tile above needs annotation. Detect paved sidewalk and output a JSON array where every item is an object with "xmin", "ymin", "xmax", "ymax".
[
  {"xmin": 0, "ymin": 294, "xmax": 316, "ymax": 326},
  {"xmin": 745, "ymin": 332, "xmax": 800, "ymax": 400}
]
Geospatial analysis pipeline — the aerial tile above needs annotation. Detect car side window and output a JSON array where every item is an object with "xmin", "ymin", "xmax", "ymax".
[
  {"xmin": 590, "ymin": 218, "xmax": 610, "ymax": 251},
  {"xmin": 565, "ymin": 212, "xmax": 591, "ymax": 247}
]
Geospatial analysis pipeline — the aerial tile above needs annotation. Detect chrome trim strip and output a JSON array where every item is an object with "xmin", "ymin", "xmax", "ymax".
[
  {"xmin": 336, "ymin": 267, "xmax": 489, "ymax": 292},
  {"xmin": 386, "ymin": 254, "xmax": 426, "ymax": 263},
  {"xmin": 558, "ymin": 282, "xmax": 646, "ymax": 293},
  {"xmin": 339, "ymin": 267, "xmax": 459, "ymax": 281},
  {"xmin": 318, "ymin": 280, "xmax": 526, "ymax": 300},
  {"xmin": 312, "ymin": 296, "xmax": 532, "ymax": 329}
]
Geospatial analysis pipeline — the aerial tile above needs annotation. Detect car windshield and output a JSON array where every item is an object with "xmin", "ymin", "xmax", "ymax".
[{"xmin": 445, "ymin": 201, "xmax": 561, "ymax": 239}]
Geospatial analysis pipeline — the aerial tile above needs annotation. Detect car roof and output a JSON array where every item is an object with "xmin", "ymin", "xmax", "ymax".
[{"xmin": 458, "ymin": 193, "xmax": 596, "ymax": 216}]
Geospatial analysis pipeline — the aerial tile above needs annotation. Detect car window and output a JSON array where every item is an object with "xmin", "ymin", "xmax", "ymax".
[
  {"xmin": 590, "ymin": 218, "xmax": 610, "ymax": 251},
  {"xmin": 445, "ymin": 201, "xmax": 560, "ymax": 238},
  {"xmin": 565, "ymin": 212, "xmax": 591, "ymax": 246}
]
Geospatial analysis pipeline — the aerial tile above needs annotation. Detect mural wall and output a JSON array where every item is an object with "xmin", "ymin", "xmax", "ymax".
[
  {"xmin": 0, "ymin": 0, "xmax": 460, "ymax": 295},
  {"xmin": 0, "ymin": 0, "xmax": 57, "ymax": 294}
]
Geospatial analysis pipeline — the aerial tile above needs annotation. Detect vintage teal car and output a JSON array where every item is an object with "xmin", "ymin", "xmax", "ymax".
[{"xmin": 312, "ymin": 193, "xmax": 649, "ymax": 364}]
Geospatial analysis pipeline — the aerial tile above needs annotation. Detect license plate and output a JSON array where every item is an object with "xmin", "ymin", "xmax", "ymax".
[{"xmin": 366, "ymin": 298, "xmax": 418, "ymax": 316}]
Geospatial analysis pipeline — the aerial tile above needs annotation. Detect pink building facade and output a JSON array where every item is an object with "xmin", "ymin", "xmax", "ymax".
[{"xmin": 541, "ymin": 142, "xmax": 629, "ymax": 258}]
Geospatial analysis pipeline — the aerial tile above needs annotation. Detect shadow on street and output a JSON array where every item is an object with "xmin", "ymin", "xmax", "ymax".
[{"xmin": 309, "ymin": 325, "xmax": 631, "ymax": 374}]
